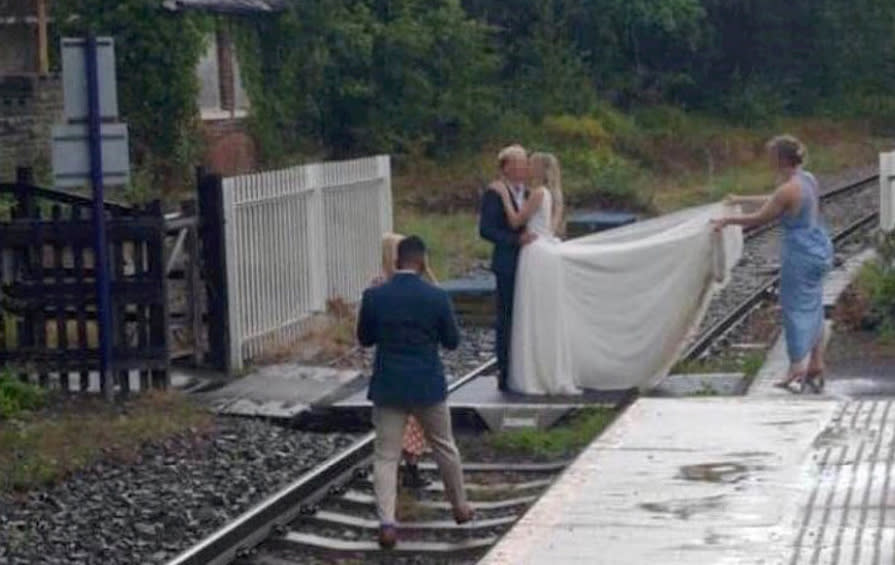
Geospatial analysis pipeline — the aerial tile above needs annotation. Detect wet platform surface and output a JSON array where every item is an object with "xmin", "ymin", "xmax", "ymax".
[{"xmin": 481, "ymin": 397, "xmax": 844, "ymax": 565}]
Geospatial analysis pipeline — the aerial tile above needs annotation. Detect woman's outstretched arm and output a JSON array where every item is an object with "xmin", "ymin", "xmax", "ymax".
[{"xmin": 713, "ymin": 182, "xmax": 795, "ymax": 231}]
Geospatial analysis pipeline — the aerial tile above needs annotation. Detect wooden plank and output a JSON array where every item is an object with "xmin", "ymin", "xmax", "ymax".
[
  {"xmin": 4, "ymin": 281, "xmax": 162, "ymax": 304},
  {"xmin": 32, "ymin": 206, "xmax": 49, "ymax": 388},
  {"xmin": 147, "ymin": 201, "xmax": 170, "ymax": 389},
  {"xmin": 0, "ymin": 219, "xmax": 163, "ymax": 246},
  {"xmin": 72, "ymin": 205, "xmax": 90, "ymax": 393},
  {"xmin": 135, "ymin": 231, "xmax": 150, "ymax": 390},
  {"xmin": 111, "ymin": 207, "xmax": 129, "ymax": 397},
  {"xmin": 51, "ymin": 205, "xmax": 70, "ymax": 393}
]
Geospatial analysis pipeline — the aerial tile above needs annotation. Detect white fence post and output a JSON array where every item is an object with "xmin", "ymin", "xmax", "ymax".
[
  {"xmin": 221, "ymin": 177, "xmax": 243, "ymax": 373},
  {"xmin": 379, "ymin": 155, "xmax": 393, "ymax": 234},
  {"xmin": 220, "ymin": 155, "xmax": 393, "ymax": 369},
  {"xmin": 307, "ymin": 163, "xmax": 328, "ymax": 312},
  {"xmin": 881, "ymin": 151, "xmax": 895, "ymax": 233}
]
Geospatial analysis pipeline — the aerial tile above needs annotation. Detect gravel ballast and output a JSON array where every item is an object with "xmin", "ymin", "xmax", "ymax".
[{"xmin": 0, "ymin": 419, "xmax": 358, "ymax": 565}]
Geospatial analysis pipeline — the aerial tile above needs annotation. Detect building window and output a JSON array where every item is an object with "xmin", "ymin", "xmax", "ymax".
[{"xmin": 196, "ymin": 23, "xmax": 249, "ymax": 120}]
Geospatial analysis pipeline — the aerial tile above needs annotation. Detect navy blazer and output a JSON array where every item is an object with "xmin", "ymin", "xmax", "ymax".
[
  {"xmin": 479, "ymin": 187, "xmax": 523, "ymax": 275},
  {"xmin": 357, "ymin": 273, "xmax": 460, "ymax": 407}
]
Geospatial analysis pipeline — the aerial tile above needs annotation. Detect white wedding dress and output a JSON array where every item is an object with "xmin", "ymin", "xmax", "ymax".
[{"xmin": 508, "ymin": 192, "xmax": 743, "ymax": 394}]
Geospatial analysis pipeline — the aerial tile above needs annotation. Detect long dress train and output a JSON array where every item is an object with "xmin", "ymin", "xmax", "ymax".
[{"xmin": 509, "ymin": 199, "xmax": 743, "ymax": 394}]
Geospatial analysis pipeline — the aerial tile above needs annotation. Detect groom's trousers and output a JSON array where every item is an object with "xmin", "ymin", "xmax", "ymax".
[
  {"xmin": 372, "ymin": 402, "xmax": 468, "ymax": 525},
  {"xmin": 494, "ymin": 268, "xmax": 516, "ymax": 389}
]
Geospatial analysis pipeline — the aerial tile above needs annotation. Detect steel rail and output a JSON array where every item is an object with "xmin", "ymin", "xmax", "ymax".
[{"xmin": 166, "ymin": 358, "xmax": 496, "ymax": 565}]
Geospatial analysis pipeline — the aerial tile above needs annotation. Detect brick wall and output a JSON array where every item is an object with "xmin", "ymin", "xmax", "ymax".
[
  {"xmin": 201, "ymin": 117, "xmax": 257, "ymax": 176},
  {"xmin": 0, "ymin": 74, "xmax": 63, "ymax": 181}
]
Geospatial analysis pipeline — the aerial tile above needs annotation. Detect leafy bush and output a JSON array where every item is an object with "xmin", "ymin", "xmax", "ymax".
[
  {"xmin": 0, "ymin": 370, "xmax": 46, "ymax": 420},
  {"xmin": 542, "ymin": 115, "xmax": 610, "ymax": 147},
  {"xmin": 57, "ymin": 0, "xmax": 211, "ymax": 188},
  {"xmin": 856, "ymin": 232, "xmax": 895, "ymax": 334}
]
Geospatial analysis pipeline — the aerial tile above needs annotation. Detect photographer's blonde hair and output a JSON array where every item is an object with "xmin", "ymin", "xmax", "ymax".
[{"xmin": 381, "ymin": 232, "xmax": 437, "ymax": 283}]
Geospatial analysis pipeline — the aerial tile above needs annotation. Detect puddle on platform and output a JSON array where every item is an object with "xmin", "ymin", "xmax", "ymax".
[
  {"xmin": 640, "ymin": 494, "xmax": 727, "ymax": 520},
  {"xmin": 678, "ymin": 462, "xmax": 749, "ymax": 484}
]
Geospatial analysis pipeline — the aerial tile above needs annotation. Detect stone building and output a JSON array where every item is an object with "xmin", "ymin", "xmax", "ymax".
[
  {"xmin": 0, "ymin": 0, "xmax": 281, "ymax": 182},
  {"xmin": 0, "ymin": 0, "xmax": 60, "ymax": 180},
  {"xmin": 163, "ymin": 0, "xmax": 285, "ymax": 176}
]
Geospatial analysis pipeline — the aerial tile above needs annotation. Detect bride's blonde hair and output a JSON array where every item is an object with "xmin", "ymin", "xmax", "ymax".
[
  {"xmin": 381, "ymin": 232, "xmax": 437, "ymax": 282},
  {"xmin": 530, "ymin": 152, "xmax": 564, "ymax": 235}
]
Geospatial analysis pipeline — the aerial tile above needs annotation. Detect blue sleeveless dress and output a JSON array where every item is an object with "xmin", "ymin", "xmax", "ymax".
[{"xmin": 779, "ymin": 170, "xmax": 833, "ymax": 366}]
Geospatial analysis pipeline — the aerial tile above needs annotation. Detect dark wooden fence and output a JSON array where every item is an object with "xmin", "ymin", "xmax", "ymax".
[{"xmin": 0, "ymin": 168, "xmax": 169, "ymax": 394}]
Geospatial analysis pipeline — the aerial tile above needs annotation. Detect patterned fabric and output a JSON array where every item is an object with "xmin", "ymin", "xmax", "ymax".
[{"xmin": 402, "ymin": 415, "xmax": 429, "ymax": 455}]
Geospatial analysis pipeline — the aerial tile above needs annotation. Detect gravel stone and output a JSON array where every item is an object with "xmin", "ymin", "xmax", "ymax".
[{"xmin": 0, "ymin": 418, "xmax": 358, "ymax": 565}]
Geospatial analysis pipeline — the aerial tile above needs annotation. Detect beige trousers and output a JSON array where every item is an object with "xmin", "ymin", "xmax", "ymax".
[{"xmin": 372, "ymin": 402, "xmax": 468, "ymax": 525}]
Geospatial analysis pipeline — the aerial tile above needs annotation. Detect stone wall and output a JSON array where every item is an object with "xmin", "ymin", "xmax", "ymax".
[{"xmin": 0, "ymin": 74, "xmax": 63, "ymax": 181}]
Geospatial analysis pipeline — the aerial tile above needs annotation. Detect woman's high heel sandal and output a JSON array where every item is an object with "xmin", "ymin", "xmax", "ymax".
[{"xmin": 803, "ymin": 370, "xmax": 824, "ymax": 394}]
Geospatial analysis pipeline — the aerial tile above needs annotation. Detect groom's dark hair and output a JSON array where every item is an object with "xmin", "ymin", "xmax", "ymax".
[{"xmin": 397, "ymin": 235, "xmax": 427, "ymax": 270}]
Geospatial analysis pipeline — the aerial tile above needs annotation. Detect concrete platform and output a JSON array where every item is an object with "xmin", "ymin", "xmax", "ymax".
[
  {"xmin": 480, "ymin": 397, "xmax": 845, "ymax": 565},
  {"xmin": 197, "ymin": 364, "xmax": 363, "ymax": 418}
]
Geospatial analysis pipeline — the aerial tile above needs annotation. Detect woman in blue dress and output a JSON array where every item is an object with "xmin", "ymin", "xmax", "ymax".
[{"xmin": 712, "ymin": 135, "xmax": 833, "ymax": 392}]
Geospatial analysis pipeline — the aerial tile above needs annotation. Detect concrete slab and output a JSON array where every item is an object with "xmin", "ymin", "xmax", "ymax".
[
  {"xmin": 197, "ymin": 364, "xmax": 363, "ymax": 418},
  {"xmin": 479, "ymin": 397, "xmax": 841, "ymax": 565},
  {"xmin": 328, "ymin": 375, "xmax": 625, "ymax": 430}
]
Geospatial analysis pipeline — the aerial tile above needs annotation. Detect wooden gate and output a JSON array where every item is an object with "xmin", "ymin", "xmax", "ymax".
[{"xmin": 0, "ymin": 168, "xmax": 169, "ymax": 394}]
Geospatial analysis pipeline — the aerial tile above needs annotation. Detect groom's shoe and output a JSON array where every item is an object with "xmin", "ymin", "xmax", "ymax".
[
  {"xmin": 378, "ymin": 524, "xmax": 398, "ymax": 549},
  {"xmin": 453, "ymin": 505, "xmax": 475, "ymax": 525},
  {"xmin": 497, "ymin": 374, "xmax": 509, "ymax": 391}
]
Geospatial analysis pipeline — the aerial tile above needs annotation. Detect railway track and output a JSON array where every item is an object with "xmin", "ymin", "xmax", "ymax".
[{"xmin": 168, "ymin": 174, "xmax": 881, "ymax": 565}]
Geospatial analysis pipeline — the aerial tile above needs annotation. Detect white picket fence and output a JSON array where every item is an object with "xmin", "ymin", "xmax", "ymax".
[
  {"xmin": 880, "ymin": 151, "xmax": 895, "ymax": 232},
  {"xmin": 222, "ymin": 155, "xmax": 393, "ymax": 371}
]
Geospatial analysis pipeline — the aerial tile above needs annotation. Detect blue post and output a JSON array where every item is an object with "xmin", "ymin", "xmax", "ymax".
[{"xmin": 85, "ymin": 33, "xmax": 113, "ymax": 399}]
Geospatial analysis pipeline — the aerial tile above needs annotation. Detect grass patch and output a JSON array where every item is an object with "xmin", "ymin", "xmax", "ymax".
[
  {"xmin": 0, "ymin": 371, "xmax": 47, "ymax": 420},
  {"xmin": 395, "ymin": 210, "xmax": 490, "ymax": 279},
  {"xmin": 486, "ymin": 406, "xmax": 616, "ymax": 460},
  {"xmin": 0, "ymin": 390, "xmax": 213, "ymax": 494},
  {"xmin": 672, "ymin": 352, "xmax": 765, "ymax": 379}
]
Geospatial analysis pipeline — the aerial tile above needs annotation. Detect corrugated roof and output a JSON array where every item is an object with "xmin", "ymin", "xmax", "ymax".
[{"xmin": 161, "ymin": 0, "xmax": 285, "ymax": 15}]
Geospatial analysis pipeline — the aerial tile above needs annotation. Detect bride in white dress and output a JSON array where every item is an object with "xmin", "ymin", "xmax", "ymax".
[
  {"xmin": 489, "ymin": 153, "xmax": 744, "ymax": 395},
  {"xmin": 489, "ymin": 153, "xmax": 580, "ymax": 394}
]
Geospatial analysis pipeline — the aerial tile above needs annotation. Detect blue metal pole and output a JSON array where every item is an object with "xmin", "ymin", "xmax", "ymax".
[{"xmin": 86, "ymin": 33, "xmax": 113, "ymax": 399}]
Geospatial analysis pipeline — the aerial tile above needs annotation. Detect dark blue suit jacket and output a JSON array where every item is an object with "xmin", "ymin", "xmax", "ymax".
[
  {"xmin": 479, "ymin": 187, "xmax": 523, "ymax": 275},
  {"xmin": 357, "ymin": 273, "xmax": 460, "ymax": 407}
]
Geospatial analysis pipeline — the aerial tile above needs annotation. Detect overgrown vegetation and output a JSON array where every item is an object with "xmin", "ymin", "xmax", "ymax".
[
  {"xmin": 0, "ymin": 369, "xmax": 46, "ymax": 420},
  {"xmin": 841, "ymin": 232, "xmax": 895, "ymax": 336},
  {"xmin": 485, "ymin": 407, "xmax": 616, "ymax": 459},
  {"xmin": 673, "ymin": 352, "xmax": 766, "ymax": 380},
  {"xmin": 55, "ymin": 0, "xmax": 212, "ymax": 191},
  {"xmin": 0, "ymin": 391, "xmax": 213, "ymax": 493}
]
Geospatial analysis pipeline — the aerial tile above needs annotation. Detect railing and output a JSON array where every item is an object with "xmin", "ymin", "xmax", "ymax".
[{"xmin": 210, "ymin": 155, "xmax": 392, "ymax": 372}]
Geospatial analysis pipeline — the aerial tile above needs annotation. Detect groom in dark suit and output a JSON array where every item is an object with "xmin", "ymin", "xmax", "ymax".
[{"xmin": 478, "ymin": 145, "xmax": 537, "ymax": 391}]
